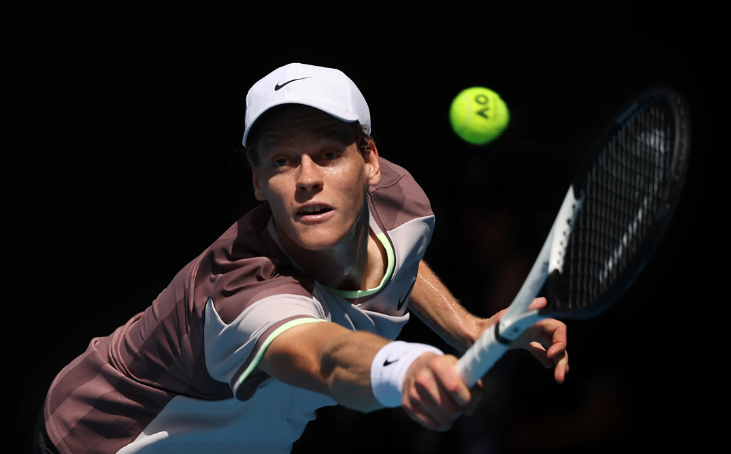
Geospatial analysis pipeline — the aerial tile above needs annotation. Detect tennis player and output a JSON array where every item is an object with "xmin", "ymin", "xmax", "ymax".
[{"xmin": 35, "ymin": 63, "xmax": 568, "ymax": 454}]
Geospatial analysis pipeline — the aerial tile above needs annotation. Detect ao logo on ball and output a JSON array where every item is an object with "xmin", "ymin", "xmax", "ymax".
[{"xmin": 449, "ymin": 87, "xmax": 510, "ymax": 145}]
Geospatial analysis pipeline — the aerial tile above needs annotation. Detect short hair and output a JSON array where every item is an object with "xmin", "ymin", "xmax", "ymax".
[{"xmin": 243, "ymin": 105, "xmax": 374, "ymax": 167}]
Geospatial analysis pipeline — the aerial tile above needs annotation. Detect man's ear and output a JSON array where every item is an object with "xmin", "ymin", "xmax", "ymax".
[
  {"xmin": 251, "ymin": 166, "xmax": 268, "ymax": 201},
  {"xmin": 365, "ymin": 140, "xmax": 381, "ymax": 186}
]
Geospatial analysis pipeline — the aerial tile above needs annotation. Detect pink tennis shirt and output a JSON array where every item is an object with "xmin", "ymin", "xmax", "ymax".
[{"xmin": 44, "ymin": 157, "xmax": 435, "ymax": 454}]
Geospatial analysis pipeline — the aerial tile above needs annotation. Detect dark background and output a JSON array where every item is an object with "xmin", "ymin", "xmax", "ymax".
[{"xmin": 21, "ymin": 11, "xmax": 716, "ymax": 454}]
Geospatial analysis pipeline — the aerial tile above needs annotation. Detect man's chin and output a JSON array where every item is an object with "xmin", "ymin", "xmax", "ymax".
[
  {"xmin": 277, "ymin": 217, "xmax": 361, "ymax": 254},
  {"xmin": 293, "ymin": 236, "xmax": 341, "ymax": 252}
]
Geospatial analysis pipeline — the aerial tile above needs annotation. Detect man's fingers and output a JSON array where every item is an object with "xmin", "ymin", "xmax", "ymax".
[
  {"xmin": 524, "ymin": 341, "xmax": 553, "ymax": 368},
  {"xmin": 434, "ymin": 356, "xmax": 471, "ymax": 407},
  {"xmin": 524, "ymin": 319, "xmax": 567, "ymax": 354},
  {"xmin": 527, "ymin": 297, "xmax": 548, "ymax": 311},
  {"xmin": 412, "ymin": 371, "xmax": 455, "ymax": 422},
  {"xmin": 547, "ymin": 320, "xmax": 568, "ymax": 354},
  {"xmin": 402, "ymin": 354, "xmax": 477, "ymax": 431},
  {"xmin": 412, "ymin": 378, "xmax": 457, "ymax": 429},
  {"xmin": 464, "ymin": 379, "xmax": 484, "ymax": 415},
  {"xmin": 487, "ymin": 303, "xmax": 570, "ymax": 386},
  {"xmin": 403, "ymin": 398, "xmax": 442, "ymax": 431},
  {"xmin": 547, "ymin": 340, "xmax": 567, "ymax": 359},
  {"xmin": 403, "ymin": 376, "xmax": 446, "ymax": 430},
  {"xmin": 418, "ymin": 356, "xmax": 471, "ymax": 421},
  {"xmin": 553, "ymin": 350, "xmax": 569, "ymax": 383},
  {"xmin": 506, "ymin": 314, "xmax": 569, "ymax": 384},
  {"xmin": 525, "ymin": 342, "xmax": 569, "ymax": 383}
]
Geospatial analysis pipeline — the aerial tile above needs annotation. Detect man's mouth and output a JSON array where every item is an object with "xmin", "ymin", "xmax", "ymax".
[{"xmin": 296, "ymin": 204, "xmax": 334, "ymax": 218}]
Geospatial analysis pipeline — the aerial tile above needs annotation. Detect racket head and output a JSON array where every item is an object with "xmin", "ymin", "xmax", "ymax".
[{"xmin": 542, "ymin": 87, "xmax": 691, "ymax": 320}]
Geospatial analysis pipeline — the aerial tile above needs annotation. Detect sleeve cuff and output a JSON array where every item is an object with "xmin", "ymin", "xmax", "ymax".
[{"xmin": 232, "ymin": 317, "xmax": 326, "ymax": 400}]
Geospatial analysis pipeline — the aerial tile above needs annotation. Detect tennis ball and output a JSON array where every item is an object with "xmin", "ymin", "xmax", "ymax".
[{"xmin": 449, "ymin": 87, "xmax": 510, "ymax": 145}]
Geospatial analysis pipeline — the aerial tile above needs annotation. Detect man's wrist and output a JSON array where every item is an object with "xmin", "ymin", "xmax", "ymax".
[
  {"xmin": 454, "ymin": 316, "xmax": 489, "ymax": 354},
  {"xmin": 370, "ymin": 341, "xmax": 444, "ymax": 407}
]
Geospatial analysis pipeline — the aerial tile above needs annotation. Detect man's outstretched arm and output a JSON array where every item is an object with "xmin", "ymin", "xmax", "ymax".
[{"xmin": 257, "ymin": 321, "xmax": 479, "ymax": 430}]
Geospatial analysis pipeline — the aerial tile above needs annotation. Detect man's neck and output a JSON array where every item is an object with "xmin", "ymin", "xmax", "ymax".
[{"xmin": 277, "ymin": 198, "xmax": 382, "ymax": 291}]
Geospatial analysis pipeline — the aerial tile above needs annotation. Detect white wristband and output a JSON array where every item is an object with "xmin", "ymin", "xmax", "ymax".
[{"xmin": 370, "ymin": 341, "xmax": 444, "ymax": 408}]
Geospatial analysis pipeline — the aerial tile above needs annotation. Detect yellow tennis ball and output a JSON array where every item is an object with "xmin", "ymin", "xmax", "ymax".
[{"xmin": 449, "ymin": 87, "xmax": 510, "ymax": 145}]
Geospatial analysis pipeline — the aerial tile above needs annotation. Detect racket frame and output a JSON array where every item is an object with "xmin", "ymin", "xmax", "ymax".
[{"xmin": 455, "ymin": 87, "xmax": 691, "ymax": 388}]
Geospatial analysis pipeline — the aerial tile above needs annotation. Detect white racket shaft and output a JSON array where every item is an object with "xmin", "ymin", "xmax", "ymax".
[{"xmin": 456, "ymin": 187, "xmax": 582, "ymax": 388}]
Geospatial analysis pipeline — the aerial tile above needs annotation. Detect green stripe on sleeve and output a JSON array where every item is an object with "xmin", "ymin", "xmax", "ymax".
[{"xmin": 236, "ymin": 318, "xmax": 326, "ymax": 387}]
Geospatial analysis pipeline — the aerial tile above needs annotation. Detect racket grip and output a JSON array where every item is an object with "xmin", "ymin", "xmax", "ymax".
[{"xmin": 456, "ymin": 325, "xmax": 510, "ymax": 388}]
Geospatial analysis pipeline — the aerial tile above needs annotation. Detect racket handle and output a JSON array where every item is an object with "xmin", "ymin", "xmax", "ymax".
[{"xmin": 455, "ymin": 325, "xmax": 510, "ymax": 388}]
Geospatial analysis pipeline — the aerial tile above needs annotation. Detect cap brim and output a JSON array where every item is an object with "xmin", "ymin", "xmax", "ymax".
[{"xmin": 242, "ymin": 100, "xmax": 360, "ymax": 146}]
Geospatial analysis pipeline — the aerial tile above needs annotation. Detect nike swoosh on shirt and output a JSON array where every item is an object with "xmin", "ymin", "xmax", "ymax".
[
  {"xmin": 397, "ymin": 280, "xmax": 416, "ymax": 311},
  {"xmin": 274, "ymin": 77, "xmax": 311, "ymax": 91}
]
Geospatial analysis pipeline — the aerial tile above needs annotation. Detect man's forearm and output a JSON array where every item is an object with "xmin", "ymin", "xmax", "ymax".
[
  {"xmin": 259, "ymin": 322, "xmax": 389, "ymax": 413},
  {"xmin": 259, "ymin": 312, "xmax": 480, "ymax": 430},
  {"xmin": 320, "ymin": 330, "xmax": 390, "ymax": 412},
  {"xmin": 409, "ymin": 260, "xmax": 483, "ymax": 354}
]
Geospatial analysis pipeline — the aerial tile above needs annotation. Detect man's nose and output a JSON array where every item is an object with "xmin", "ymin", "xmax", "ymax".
[{"xmin": 296, "ymin": 155, "xmax": 323, "ymax": 193}]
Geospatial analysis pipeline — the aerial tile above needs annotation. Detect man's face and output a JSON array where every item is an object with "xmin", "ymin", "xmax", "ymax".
[{"xmin": 251, "ymin": 105, "xmax": 380, "ymax": 251}]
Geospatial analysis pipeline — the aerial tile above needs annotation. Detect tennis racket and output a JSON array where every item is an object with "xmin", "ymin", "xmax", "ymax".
[{"xmin": 456, "ymin": 87, "xmax": 692, "ymax": 387}]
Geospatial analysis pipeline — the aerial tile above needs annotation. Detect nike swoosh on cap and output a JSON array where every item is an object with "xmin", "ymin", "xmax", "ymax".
[{"xmin": 274, "ymin": 77, "xmax": 311, "ymax": 91}]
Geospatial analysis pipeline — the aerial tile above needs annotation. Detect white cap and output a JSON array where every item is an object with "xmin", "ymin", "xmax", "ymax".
[{"xmin": 242, "ymin": 63, "xmax": 371, "ymax": 146}]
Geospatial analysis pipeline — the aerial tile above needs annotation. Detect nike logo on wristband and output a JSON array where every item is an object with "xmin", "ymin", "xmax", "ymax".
[
  {"xmin": 274, "ymin": 77, "xmax": 311, "ymax": 91},
  {"xmin": 383, "ymin": 358, "xmax": 399, "ymax": 366}
]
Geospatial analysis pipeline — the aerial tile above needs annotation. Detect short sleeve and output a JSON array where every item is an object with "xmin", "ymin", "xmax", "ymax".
[{"xmin": 203, "ymin": 294, "xmax": 326, "ymax": 401}]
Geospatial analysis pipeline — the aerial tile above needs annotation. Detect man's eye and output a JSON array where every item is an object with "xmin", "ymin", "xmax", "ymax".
[
  {"xmin": 323, "ymin": 152, "xmax": 340, "ymax": 160},
  {"xmin": 273, "ymin": 158, "xmax": 288, "ymax": 167}
]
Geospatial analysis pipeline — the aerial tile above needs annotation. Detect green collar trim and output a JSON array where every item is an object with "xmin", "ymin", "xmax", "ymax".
[{"xmin": 326, "ymin": 233, "xmax": 394, "ymax": 299}]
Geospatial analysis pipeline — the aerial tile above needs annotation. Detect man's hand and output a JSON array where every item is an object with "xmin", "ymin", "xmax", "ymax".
[
  {"xmin": 479, "ymin": 297, "xmax": 570, "ymax": 384},
  {"xmin": 400, "ymin": 353, "xmax": 483, "ymax": 431}
]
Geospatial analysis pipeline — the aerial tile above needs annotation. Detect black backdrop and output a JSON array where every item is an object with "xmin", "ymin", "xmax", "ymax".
[{"xmin": 22, "ymin": 13, "xmax": 716, "ymax": 454}]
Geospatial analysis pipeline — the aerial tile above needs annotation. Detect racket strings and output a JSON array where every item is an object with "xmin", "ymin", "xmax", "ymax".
[{"xmin": 557, "ymin": 103, "xmax": 674, "ymax": 310}]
